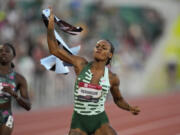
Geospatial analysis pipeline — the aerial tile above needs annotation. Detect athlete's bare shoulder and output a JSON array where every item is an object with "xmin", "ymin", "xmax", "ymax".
[
  {"xmin": 15, "ymin": 72, "xmax": 27, "ymax": 85},
  {"xmin": 108, "ymin": 70, "xmax": 120, "ymax": 87}
]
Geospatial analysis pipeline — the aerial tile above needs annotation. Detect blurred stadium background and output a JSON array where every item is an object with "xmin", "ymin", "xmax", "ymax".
[{"xmin": 0, "ymin": 0, "xmax": 180, "ymax": 134}]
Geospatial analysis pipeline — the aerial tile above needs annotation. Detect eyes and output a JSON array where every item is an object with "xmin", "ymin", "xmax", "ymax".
[
  {"xmin": 0, "ymin": 47, "xmax": 12, "ymax": 54},
  {"xmin": 96, "ymin": 44, "xmax": 108, "ymax": 50}
]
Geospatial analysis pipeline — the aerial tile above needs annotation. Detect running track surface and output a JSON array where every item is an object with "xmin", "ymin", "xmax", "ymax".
[{"xmin": 13, "ymin": 92, "xmax": 180, "ymax": 135}]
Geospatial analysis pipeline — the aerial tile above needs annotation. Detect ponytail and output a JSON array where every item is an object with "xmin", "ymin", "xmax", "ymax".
[
  {"xmin": 11, "ymin": 62, "xmax": 15, "ymax": 68},
  {"xmin": 105, "ymin": 40, "xmax": 114, "ymax": 65}
]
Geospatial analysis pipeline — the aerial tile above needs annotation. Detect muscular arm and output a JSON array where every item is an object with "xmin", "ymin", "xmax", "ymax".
[
  {"xmin": 47, "ymin": 8, "xmax": 87, "ymax": 75},
  {"xmin": 110, "ymin": 74, "xmax": 131, "ymax": 111},
  {"xmin": 110, "ymin": 73, "xmax": 140, "ymax": 115},
  {"xmin": 15, "ymin": 73, "xmax": 31, "ymax": 111}
]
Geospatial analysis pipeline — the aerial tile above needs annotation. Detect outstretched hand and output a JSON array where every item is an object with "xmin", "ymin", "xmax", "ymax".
[{"xmin": 130, "ymin": 106, "xmax": 140, "ymax": 115}]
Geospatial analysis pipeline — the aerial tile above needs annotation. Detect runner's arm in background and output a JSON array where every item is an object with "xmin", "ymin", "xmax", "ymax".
[
  {"xmin": 15, "ymin": 73, "xmax": 31, "ymax": 111},
  {"xmin": 2, "ymin": 73, "xmax": 31, "ymax": 111}
]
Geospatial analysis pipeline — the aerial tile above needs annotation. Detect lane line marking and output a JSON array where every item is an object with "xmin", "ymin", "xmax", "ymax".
[{"xmin": 118, "ymin": 115, "xmax": 180, "ymax": 135}]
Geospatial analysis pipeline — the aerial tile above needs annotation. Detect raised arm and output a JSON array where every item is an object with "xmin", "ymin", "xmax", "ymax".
[
  {"xmin": 47, "ymin": 8, "xmax": 87, "ymax": 74},
  {"xmin": 109, "ymin": 73, "xmax": 140, "ymax": 115}
]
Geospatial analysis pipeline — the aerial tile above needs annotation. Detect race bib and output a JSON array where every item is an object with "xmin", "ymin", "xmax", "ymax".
[
  {"xmin": 0, "ymin": 83, "xmax": 3, "ymax": 93},
  {"xmin": 6, "ymin": 115, "xmax": 14, "ymax": 128},
  {"xmin": 77, "ymin": 82, "xmax": 102, "ymax": 103}
]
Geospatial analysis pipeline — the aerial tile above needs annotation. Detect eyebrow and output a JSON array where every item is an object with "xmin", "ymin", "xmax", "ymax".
[
  {"xmin": 97, "ymin": 43, "xmax": 107, "ymax": 46},
  {"xmin": 98, "ymin": 43, "xmax": 109, "ymax": 48}
]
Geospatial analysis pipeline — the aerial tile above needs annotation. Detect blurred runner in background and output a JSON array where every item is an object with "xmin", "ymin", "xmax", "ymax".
[{"xmin": 0, "ymin": 43, "xmax": 31, "ymax": 135}]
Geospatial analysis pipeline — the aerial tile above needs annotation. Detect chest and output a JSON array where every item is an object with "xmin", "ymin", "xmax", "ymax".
[
  {"xmin": 90, "ymin": 70, "xmax": 104, "ymax": 85},
  {"xmin": 76, "ymin": 69, "xmax": 110, "ymax": 103},
  {"xmin": 78, "ymin": 66, "xmax": 110, "ymax": 88}
]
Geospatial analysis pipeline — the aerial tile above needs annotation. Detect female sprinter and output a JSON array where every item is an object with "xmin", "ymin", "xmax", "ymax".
[
  {"xmin": 0, "ymin": 43, "xmax": 31, "ymax": 135},
  {"xmin": 47, "ymin": 8, "xmax": 140, "ymax": 135}
]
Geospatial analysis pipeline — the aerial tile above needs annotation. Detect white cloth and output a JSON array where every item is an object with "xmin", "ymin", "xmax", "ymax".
[{"xmin": 40, "ymin": 9, "xmax": 81, "ymax": 74}]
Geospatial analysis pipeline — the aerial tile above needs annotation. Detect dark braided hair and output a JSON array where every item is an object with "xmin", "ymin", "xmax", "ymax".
[
  {"xmin": 3, "ymin": 43, "xmax": 16, "ymax": 68},
  {"xmin": 105, "ymin": 40, "xmax": 114, "ymax": 65}
]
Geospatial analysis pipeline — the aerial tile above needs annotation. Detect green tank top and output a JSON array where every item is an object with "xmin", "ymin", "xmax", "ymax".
[
  {"xmin": 0, "ymin": 72, "xmax": 17, "ymax": 104},
  {"xmin": 74, "ymin": 63, "xmax": 110, "ymax": 115}
]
